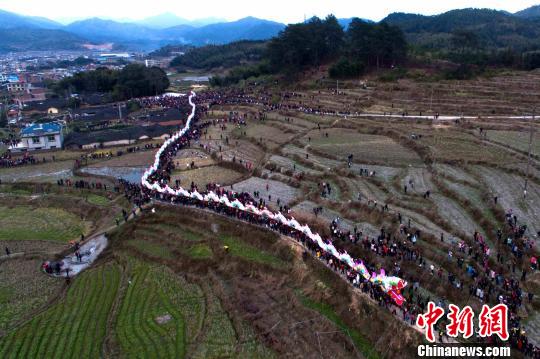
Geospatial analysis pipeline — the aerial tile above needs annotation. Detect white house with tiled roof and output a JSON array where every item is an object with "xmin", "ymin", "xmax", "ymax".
[{"xmin": 14, "ymin": 122, "xmax": 64, "ymax": 151}]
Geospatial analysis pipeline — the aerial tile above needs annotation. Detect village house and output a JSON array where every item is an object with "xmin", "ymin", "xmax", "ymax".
[
  {"xmin": 13, "ymin": 122, "xmax": 64, "ymax": 151},
  {"xmin": 64, "ymin": 124, "xmax": 174, "ymax": 149},
  {"xmin": 5, "ymin": 81, "xmax": 29, "ymax": 93}
]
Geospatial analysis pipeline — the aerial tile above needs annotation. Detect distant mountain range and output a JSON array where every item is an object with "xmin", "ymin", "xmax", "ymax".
[
  {"xmin": 134, "ymin": 13, "xmax": 226, "ymax": 29},
  {"xmin": 0, "ymin": 9, "xmax": 63, "ymax": 29},
  {"xmin": 2, "ymin": 5, "xmax": 540, "ymax": 52},
  {"xmin": 0, "ymin": 9, "xmax": 286, "ymax": 52}
]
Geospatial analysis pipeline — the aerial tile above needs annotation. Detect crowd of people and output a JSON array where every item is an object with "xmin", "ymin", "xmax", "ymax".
[
  {"xmin": 136, "ymin": 94, "xmax": 192, "ymax": 114},
  {"xmin": 0, "ymin": 152, "xmax": 57, "ymax": 168},
  {"xmin": 56, "ymin": 178, "xmax": 111, "ymax": 191}
]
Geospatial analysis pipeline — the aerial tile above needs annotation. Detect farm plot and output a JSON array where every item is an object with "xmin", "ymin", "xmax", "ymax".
[
  {"xmin": 0, "ymin": 256, "xmax": 62, "ymax": 334},
  {"xmin": 399, "ymin": 166, "xmax": 433, "ymax": 194},
  {"xmin": 343, "ymin": 177, "xmax": 390, "ymax": 203},
  {"xmin": 268, "ymin": 155, "xmax": 322, "ymax": 176},
  {"xmin": 472, "ymin": 166, "xmax": 540, "ymax": 235},
  {"xmin": 0, "ymin": 160, "xmax": 73, "ymax": 183},
  {"xmin": 171, "ymin": 166, "xmax": 245, "ymax": 188},
  {"xmin": 0, "ymin": 205, "xmax": 89, "ymax": 242},
  {"xmin": 234, "ymin": 123, "xmax": 296, "ymax": 150},
  {"xmin": 430, "ymin": 194, "xmax": 482, "ymax": 237},
  {"xmin": 126, "ymin": 239, "xmax": 174, "ymax": 260},
  {"xmin": 281, "ymin": 144, "xmax": 343, "ymax": 171},
  {"xmin": 115, "ymin": 260, "xmax": 195, "ymax": 358},
  {"xmin": 230, "ymin": 177, "xmax": 300, "ymax": 208},
  {"xmin": 433, "ymin": 164, "xmax": 479, "ymax": 185},
  {"xmin": 0, "ymin": 264, "xmax": 120, "ymax": 359},
  {"xmin": 200, "ymin": 131, "xmax": 265, "ymax": 166},
  {"xmin": 219, "ymin": 234, "xmax": 286, "ymax": 269},
  {"xmin": 86, "ymin": 193, "xmax": 110, "ymax": 206},
  {"xmin": 0, "ymin": 239, "xmax": 65, "ymax": 255},
  {"xmin": 173, "ymin": 148, "xmax": 215, "ymax": 169},
  {"xmin": 292, "ymin": 200, "xmax": 380, "ymax": 238},
  {"xmin": 124, "ymin": 216, "xmax": 215, "ymax": 261},
  {"xmin": 365, "ymin": 72, "xmax": 540, "ymax": 116},
  {"xmin": 86, "ymin": 149, "xmax": 157, "ymax": 168},
  {"xmin": 349, "ymin": 163, "xmax": 401, "ymax": 181},
  {"xmin": 485, "ymin": 130, "xmax": 540, "ymax": 157},
  {"xmin": 301, "ymin": 128, "xmax": 422, "ymax": 166},
  {"xmin": 266, "ymin": 112, "xmax": 319, "ymax": 129},
  {"xmin": 422, "ymin": 130, "xmax": 516, "ymax": 164}
]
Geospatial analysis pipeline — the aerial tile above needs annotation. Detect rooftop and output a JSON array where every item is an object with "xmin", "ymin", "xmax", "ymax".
[{"xmin": 21, "ymin": 122, "xmax": 62, "ymax": 137}]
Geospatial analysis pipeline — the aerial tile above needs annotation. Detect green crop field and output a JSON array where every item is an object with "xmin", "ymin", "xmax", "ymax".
[
  {"xmin": 486, "ymin": 129, "xmax": 540, "ymax": 157},
  {"xmin": 0, "ymin": 205, "xmax": 88, "ymax": 242},
  {"xmin": 219, "ymin": 234, "xmax": 287, "ymax": 268},
  {"xmin": 86, "ymin": 194, "xmax": 111, "ymax": 206},
  {"xmin": 0, "ymin": 264, "xmax": 120, "ymax": 359},
  {"xmin": 185, "ymin": 243, "xmax": 213, "ymax": 259},
  {"xmin": 301, "ymin": 128, "xmax": 422, "ymax": 166},
  {"xmin": 298, "ymin": 294, "xmax": 380, "ymax": 359},
  {"xmin": 126, "ymin": 239, "xmax": 174, "ymax": 259},
  {"xmin": 116, "ymin": 260, "xmax": 188, "ymax": 358}
]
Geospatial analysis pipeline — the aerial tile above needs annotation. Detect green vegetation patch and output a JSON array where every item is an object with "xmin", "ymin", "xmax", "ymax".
[
  {"xmin": 0, "ymin": 258, "xmax": 63, "ymax": 333},
  {"xmin": 0, "ymin": 205, "xmax": 87, "ymax": 242},
  {"xmin": 126, "ymin": 239, "xmax": 174, "ymax": 260},
  {"xmin": 86, "ymin": 194, "xmax": 110, "ymax": 206},
  {"xmin": 0, "ymin": 187, "xmax": 32, "ymax": 196},
  {"xmin": 0, "ymin": 264, "xmax": 120, "ymax": 359},
  {"xmin": 192, "ymin": 291, "xmax": 238, "ymax": 358},
  {"xmin": 116, "ymin": 259, "xmax": 207, "ymax": 358},
  {"xmin": 186, "ymin": 243, "xmax": 213, "ymax": 259},
  {"xmin": 299, "ymin": 294, "xmax": 381, "ymax": 359},
  {"xmin": 142, "ymin": 222, "xmax": 205, "ymax": 241},
  {"xmin": 219, "ymin": 234, "xmax": 286, "ymax": 268}
]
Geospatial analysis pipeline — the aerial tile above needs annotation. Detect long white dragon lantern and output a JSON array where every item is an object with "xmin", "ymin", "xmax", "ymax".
[{"xmin": 141, "ymin": 91, "xmax": 407, "ymax": 306}]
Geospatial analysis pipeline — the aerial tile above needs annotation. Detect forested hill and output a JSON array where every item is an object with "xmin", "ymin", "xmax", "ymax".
[
  {"xmin": 515, "ymin": 5, "xmax": 540, "ymax": 19},
  {"xmin": 170, "ymin": 41, "xmax": 266, "ymax": 70},
  {"xmin": 383, "ymin": 8, "xmax": 540, "ymax": 50},
  {"xmin": 0, "ymin": 28, "xmax": 87, "ymax": 52}
]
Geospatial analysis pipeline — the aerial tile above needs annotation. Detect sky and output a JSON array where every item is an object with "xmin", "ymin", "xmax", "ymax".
[{"xmin": 1, "ymin": 0, "xmax": 539, "ymax": 24}]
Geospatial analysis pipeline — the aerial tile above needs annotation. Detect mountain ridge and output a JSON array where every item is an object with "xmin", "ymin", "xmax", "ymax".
[{"xmin": 2, "ymin": 6, "xmax": 540, "ymax": 52}]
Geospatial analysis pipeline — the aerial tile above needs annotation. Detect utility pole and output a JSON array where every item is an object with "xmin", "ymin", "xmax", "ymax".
[
  {"xmin": 524, "ymin": 108, "xmax": 535, "ymax": 198},
  {"xmin": 430, "ymin": 87, "xmax": 433, "ymax": 113},
  {"xmin": 118, "ymin": 102, "xmax": 123, "ymax": 121}
]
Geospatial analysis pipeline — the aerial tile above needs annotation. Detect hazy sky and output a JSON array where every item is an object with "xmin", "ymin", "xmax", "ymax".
[{"xmin": 2, "ymin": 0, "xmax": 539, "ymax": 24}]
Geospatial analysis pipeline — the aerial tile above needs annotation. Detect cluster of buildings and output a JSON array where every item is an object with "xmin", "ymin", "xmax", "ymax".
[{"xmin": 0, "ymin": 49, "xmax": 184, "ymax": 152}]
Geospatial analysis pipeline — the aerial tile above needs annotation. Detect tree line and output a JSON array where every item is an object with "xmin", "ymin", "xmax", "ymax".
[
  {"xmin": 267, "ymin": 16, "xmax": 407, "ymax": 77},
  {"xmin": 51, "ymin": 64, "xmax": 170, "ymax": 101},
  {"xmin": 210, "ymin": 16, "xmax": 408, "ymax": 85}
]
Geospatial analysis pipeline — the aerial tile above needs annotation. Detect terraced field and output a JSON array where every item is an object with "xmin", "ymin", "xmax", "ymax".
[
  {"xmin": 116, "ymin": 260, "xmax": 194, "ymax": 358},
  {"xmin": 171, "ymin": 166, "xmax": 245, "ymax": 188},
  {"xmin": 485, "ymin": 129, "xmax": 540, "ymax": 157},
  {"xmin": 301, "ymin": 128, "xmax": 422, "ymax": 166},
  {"xmin": 472, "ymin": 166, "xmax": 540, "ymax": 234},
  {"xmin": 0, "ymin": 160, "xmax": 74, "ymax": 183},
  {"xmin": 0, "ymin": 205, "xmax": 89, "ymax": 242},
  {"xmin": 231, "ymin": 177, "xmax": 300, "ymax": 208},
  {"xmin": 0, "ymin": 264, "xmax": 121, "ymax": 359},
  {"xmin": 0, "ymin": 256, "xmax": 63, "ymax": 334}
]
